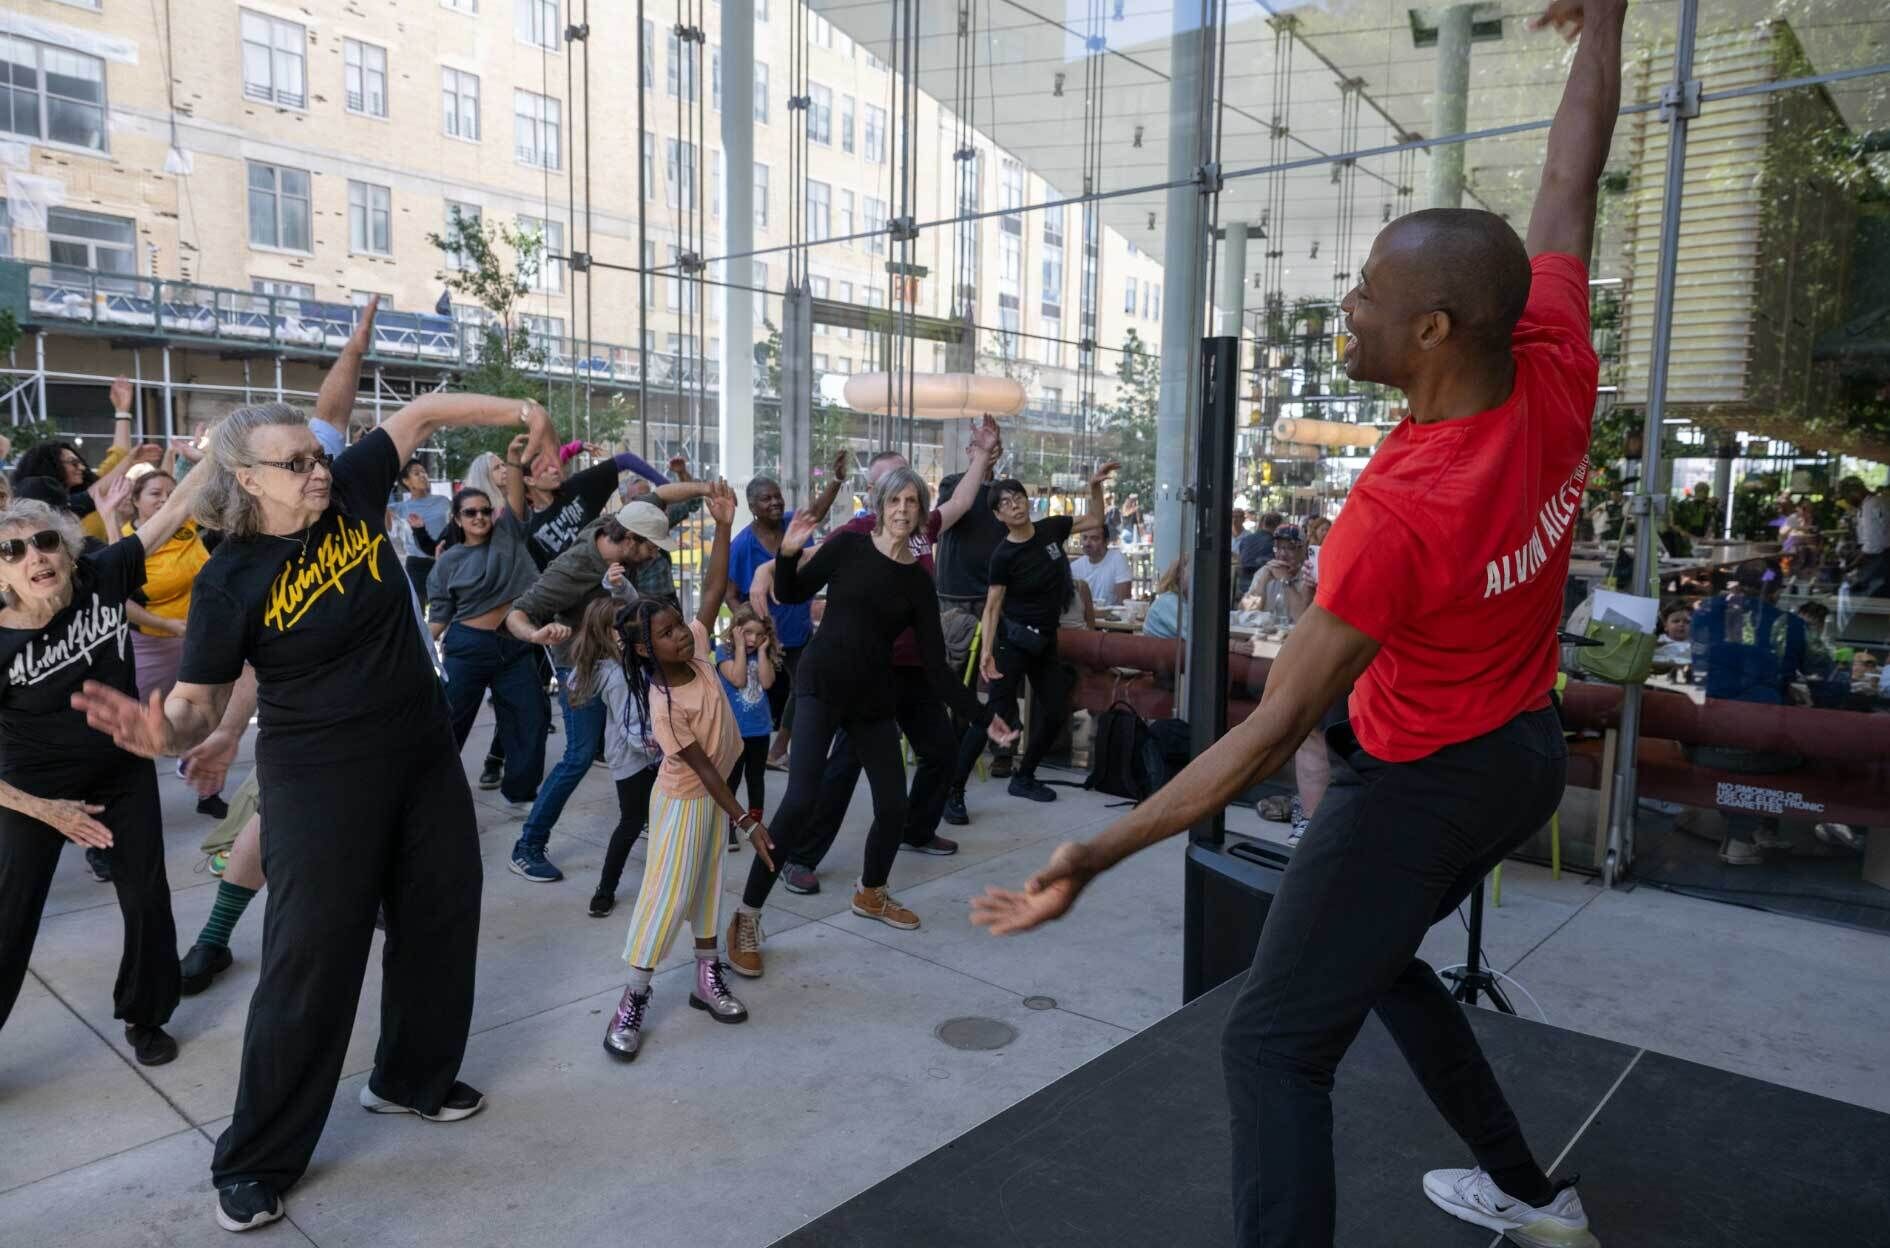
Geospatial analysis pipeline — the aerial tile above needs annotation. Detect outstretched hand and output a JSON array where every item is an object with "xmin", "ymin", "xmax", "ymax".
[
  {"xmin": 706, "ymin": 479, "xmax": 738, "ymax": 528},
  {"xmin": 37, "ymin": 798, "xmax": 113, "ymax": 849},
  {"xmin": 985, "ymin": 714, "xmax": 1019, "ymax": 748},
  {"xmin": 110, "ymin": 376, "xmax": 134, "ymax": 415},
  {"xmin": 969, "ymin": 841, "xmax": 1104, "ymax": 935},
  {"xmin": 1088, "ymin": 460, "xmax": 1122, "ymax": 491},
  {"xmin": 71, "ymin": 682, "xmax": 174, "ymax": 758},
  {"xmin": 779, "ymin": 509, "xmax": 819, "ymax": 557},
  {"xmin": 91, "ymin": 474, "xmax": 133, "ymax": 519},
  {"xmin": 349, "ymin": 295, "xmax": 380, "ymax": 352},
  {"xmin": 1529, "ymin": 0, "xmax": 1609, "ymax": 40}
]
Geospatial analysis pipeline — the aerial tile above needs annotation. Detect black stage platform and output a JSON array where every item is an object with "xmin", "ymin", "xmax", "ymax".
[{"xmin": 776, "ymin": 976, "xmax": 1890, "ymax": 1247}]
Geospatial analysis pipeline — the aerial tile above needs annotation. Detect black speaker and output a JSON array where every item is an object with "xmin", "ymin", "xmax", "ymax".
[{"xmin": 1183, "ymin": 837, "xmax": 1289, "ymax": 1002}]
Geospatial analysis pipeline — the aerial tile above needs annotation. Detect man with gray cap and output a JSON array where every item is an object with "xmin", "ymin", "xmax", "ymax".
[{"xmin": 502, "ymin": 486, "xmax": 714, "ymax": 884}]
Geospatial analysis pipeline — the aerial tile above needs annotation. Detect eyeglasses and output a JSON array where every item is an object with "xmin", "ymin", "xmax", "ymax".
[
  {"xmin": 459, "ymin": 507, "xmax": 494, "ymax": 519},
  {"xmin": 0, "ymin": 530, "xmax": 64, "ymax": 563},
  {"xmin": 255, "ymin": 451, "xmax": 334, "ymax": 475}
]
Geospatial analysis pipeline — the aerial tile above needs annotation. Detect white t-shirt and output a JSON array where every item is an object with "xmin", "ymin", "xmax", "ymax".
[
  {"xmin": 1860, "ymin": 491, "xmax": 1890, "ymax": 555},
  {"xmin": 1070, "ymin": 549, "xmax": 1133, "ymax": 606}
]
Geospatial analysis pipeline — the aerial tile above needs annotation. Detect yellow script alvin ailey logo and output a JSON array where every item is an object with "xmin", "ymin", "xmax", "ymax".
[{"xmin": 263, "ymin": 518, "xmax": 386, "ymax": 631}]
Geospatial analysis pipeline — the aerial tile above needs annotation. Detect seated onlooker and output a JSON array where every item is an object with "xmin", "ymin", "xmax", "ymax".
[
  {"xmin": 1243, "ymin": 524, "xmax": 1315, "ymax": 619},
  {"xmin": 1071, "ymin": 526, "xmax": 1133, "ymax": 607},
  {"xmin": 1654, "ymin": 599, "xmax": 1694, "ymax": 667},
  {"xmin": 1143, "ymin": 558, "xmax": 1185, "ymax": 640},
  {"xmin": 1237, "ymin": 511, "xmax": 1283, "ymax": 582}
]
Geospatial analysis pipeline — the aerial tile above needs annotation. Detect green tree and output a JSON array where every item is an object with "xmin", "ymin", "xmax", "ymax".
[{"xmin": 1098, "ymin": 329, "xmax": 1159, "ymax": 502}]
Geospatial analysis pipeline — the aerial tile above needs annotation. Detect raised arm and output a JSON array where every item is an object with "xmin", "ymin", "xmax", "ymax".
[
  {"xmin": 109, "ymin": 377, "xmax": 135, "ymax": 453},
  {"xmin": 652, "ymin": 480, "xmax": 713, "ymax": 507},
  {"xmin": 129, "ymin": 455, "xmax": 209, "ymax": 552},
  {"xmin": 314, "ymin": 296, "xmax": 378, "ymax": 444},
  {"xmin": 1524, "ymin": 0, "xmax": 1629, "ymax": 261},
  {"xmin": 938, "ymin": 420, "xmax": 1000, "ymax": 534},
  {"xmin": 695, "ymin": 481, "xmax": 738, "ymax": 634},
  {"xmin": 383, "ymin": 394, "xmax": 558, "ymax": 471},
  {"xmin": 1070, "ymin": 461, "xmax": 1120, "ymax": 536},
  {"xmin": 803, "ymin": 451, "xmax": 849, "ymax": 525},
  {"xmin": 772, "ymin": 512, "xmax": 842, "ymax": 606}
]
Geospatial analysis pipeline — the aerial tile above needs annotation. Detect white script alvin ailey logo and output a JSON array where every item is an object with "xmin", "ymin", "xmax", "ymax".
[
  {"xmin": 264, "ymin": 517, "xmax": 387, "ymax": 631},
  {"xmin": 7, "ymin": 593, "xmax": 129, "ymax": 687},
  {"xmin": 1482, "ymin": 457, "xmax": 1590, "ymax": 600}
]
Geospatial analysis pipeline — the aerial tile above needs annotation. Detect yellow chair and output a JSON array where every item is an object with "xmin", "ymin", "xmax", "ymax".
[{"xmin": 1491, "ymin": 676, "xmax": 1567, "ymax": 908}]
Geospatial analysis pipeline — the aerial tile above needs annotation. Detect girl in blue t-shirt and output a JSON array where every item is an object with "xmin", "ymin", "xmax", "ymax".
[{"xmin": 716, "ymin": 605, "xmax": 778, "ymax": 847}]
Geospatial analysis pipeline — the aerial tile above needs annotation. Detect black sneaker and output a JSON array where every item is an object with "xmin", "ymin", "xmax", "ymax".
[
  {"xmin": 125, "ymin": 1024, "xmax": 178, "ymax": 1066},
  {"xmin": 989, "ymin": 754, "xmax": 1014, "ymax": 778},
  {"xmin": 86, "ymin": 846, "xmax": 113, "ymax": 882},
  {"xmin": 197, "ymin": 793, "xmax": 231, "ymax": 820},
  {"xmin": 478, "ymin": 760, "xmax": 502, "ymax": 791},
  {"xmin": 179, "ymin": 942, "xmax": 234, "ymax": 996},
  {"xmin": 1008, "ymin": 775, "xmax": 1058, "ymax": 803},
  {"xmin": 216, "ymin": 1181, "xmax": 283, "ymax": 1233},
  {"xmin": 588, "ymin": 889, "xmax": 616, "ymax": 918},
  {"xmin": 942, "ymin": 791, "xmax": 969, "ymax": 826},
  {"xmin": 359, "ymin": 1079, "xmax": 486, "ymax": 1122},
  {"xmin": 903, "ymin": 834, "xmax": 960, "ymax": 856}
]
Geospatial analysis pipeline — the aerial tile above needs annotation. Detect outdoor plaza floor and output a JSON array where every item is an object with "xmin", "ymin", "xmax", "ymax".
[{"xmin": 5, "ymin": 707, "xmax": 1888, "ymax": 1248}]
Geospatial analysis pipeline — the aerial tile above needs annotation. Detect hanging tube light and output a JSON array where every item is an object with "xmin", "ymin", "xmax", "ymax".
[
  {"xmin": 1273, "ymin": 417, "xmax": 1381, "ymax": 448},
  {"xmin": 843, "ymin": 372, "xmax": 1028, "ymax": 419}
]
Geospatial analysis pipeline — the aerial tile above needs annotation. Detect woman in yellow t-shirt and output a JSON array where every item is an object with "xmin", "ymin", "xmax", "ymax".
[{"xmin": 120, "ymin": 469, "xmax": 211, "ymax": 702}]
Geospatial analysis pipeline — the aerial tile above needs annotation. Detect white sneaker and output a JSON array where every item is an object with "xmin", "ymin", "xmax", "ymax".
[{"xmin": 1422, "ymin": 1168, "xmax": 1599, "ymax": 1247}]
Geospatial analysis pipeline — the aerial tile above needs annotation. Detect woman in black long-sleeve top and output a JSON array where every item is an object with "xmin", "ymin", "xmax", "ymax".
[{"xmin": 724, "ymin": 466, "xmax": 1016, "ymax": 973}]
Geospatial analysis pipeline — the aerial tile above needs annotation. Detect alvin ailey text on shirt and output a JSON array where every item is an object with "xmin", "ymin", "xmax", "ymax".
[
  {"xmin": 1483, "ymin": 457, "xmax": 1590, "ymax": 600},
  {"xmin": 7, "ymin": 592, "xmax": 129, "ymax": 687},
  {"xmin": 264, "ymin": 518, "xmax": 386, "ymax": 632}
]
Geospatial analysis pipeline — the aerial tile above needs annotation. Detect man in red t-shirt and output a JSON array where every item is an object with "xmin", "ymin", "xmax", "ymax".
[
  {"xmin": 971, "ymin": 4, "xmax": 1625, "ymax": 1245},
  {"xmin": 775, "ymin": 423, "xmax": 1002, "ymax": 893}
]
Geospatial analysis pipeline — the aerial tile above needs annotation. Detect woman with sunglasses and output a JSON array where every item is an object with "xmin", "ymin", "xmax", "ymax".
[
  {"xmin": 427, "ymin": 465, "xmax": 568, "ymax": 813},
  {"xmin": 0, "ymin": 461, "xmax": 207, "ymax": 1067},
  {"xmin": 74, "ymin": 394, "xmax": 558, "ymax": 1234}
]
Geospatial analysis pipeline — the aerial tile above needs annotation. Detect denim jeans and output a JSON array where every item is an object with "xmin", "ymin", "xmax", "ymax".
[
  {"xmin": 1221, "ymin": 707, "xmax": 1565, "ymax": 1246},
  {"xmin": 517, "ymin": 666, "xmax": 606, "ymax": 855},
  {"xmin": 442, "ymin": 623, "xmax": 548, "ymax": 804}
]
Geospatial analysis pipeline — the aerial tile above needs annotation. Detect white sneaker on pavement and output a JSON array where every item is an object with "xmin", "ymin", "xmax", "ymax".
[{"xmin": 1422, "ymin": 1167, "xmax": 1599, "ymax": 1248}]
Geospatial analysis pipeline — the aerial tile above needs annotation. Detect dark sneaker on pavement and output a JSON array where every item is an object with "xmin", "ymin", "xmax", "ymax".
[
  {"xmin": 508, "ymin": 848, "xmax": 563, "ymax": 882},
  {"xmin": 197, "ymin": 794, "xmax": 230, "ymax": 819},
  {"xmin": 179, "ymin": 942, "xmax": 234, "ymax": 996},
  {"xmin": 588, "ymin": 889, "xmax": 616, "ymax": 918},
  {"xmin": 780, "ymin": 863, "xmax": 820, "ymax": 894},
  {"xmin": 989, "ymin": 754, "xmax": 1014, "ymax": 778},
  {"xmin": 216, "ymin": 1181, "xmax": 283, "ymax": 1233},
  {"xmin": 903, "ymin": 834, "xmax": 959, "ymax": 856},
  {"xmin": 359, "ymin": 1079, "xmax": 486, "ymax": 1122},
  {"xmin": 942, "ymin": 791, "xmax": 969, "ymax": 826},
  {"xmin": 86, "ymin": 847, "xmax": 112, "ymax": 882},
  {"xmin": 125, "ymin": 1024, "xmax": 178, "ymax": 1066},
  {"xmin": 1008, "ymin": 774, "xmax": 1058, "ymax": 803},
  {"xmin": 478, "ymin": 760, "xmax": 502, "ymax": 791}
]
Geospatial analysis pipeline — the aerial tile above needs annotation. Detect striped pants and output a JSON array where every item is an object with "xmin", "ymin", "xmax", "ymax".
[{"xmin": 621, "ymin": 789, "xmax": 725, "ymax": 970}]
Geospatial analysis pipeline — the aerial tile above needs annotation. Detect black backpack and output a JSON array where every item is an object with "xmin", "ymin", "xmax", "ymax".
[{"xmin": 1084, "ymin": 701, "xmax": 1172, "ymax": 802}]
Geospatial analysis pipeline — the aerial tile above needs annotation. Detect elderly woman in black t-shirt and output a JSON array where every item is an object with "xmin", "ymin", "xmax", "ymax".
[
  {"xmin": 74, "ymin": 394, "xmax": 558, "ymax": 1234},
  {"xmin": 0, "ymin": 468, "xmax": 205, "ymax": 1067},
  {"xmin": 947, "ymin": 462, "xmax": 1116, "ymax": 816}
]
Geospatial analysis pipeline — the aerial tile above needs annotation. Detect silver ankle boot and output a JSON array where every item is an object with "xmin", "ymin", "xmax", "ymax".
[
  {"xmin": 604, "ymin": 985, "xmax": 650, "ymax": 1059},
  {"xmin": 688, "ymin": 957, "xmax": 748, "ymax": 1023}
]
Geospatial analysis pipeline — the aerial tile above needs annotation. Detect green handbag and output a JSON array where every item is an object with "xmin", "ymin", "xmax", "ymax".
[{"xmin": 1578, "ymin": 617, "xmax": 1656, "ymax": 685}]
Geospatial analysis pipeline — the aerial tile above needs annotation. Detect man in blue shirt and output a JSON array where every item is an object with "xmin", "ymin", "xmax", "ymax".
[{"xmin": 726, "ymin": 457, "xmax": 845, "ymax": 763}]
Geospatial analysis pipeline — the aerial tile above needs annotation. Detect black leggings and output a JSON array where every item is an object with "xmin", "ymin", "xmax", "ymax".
[
  {"xmin": 952, "ymin": 636, "xmax": 1072, "ymax": 787},
  {"xmin": 725, "ymin": 735, "xmax": 770, "ymax": 812},
  {"xmin": 597, "ymin": 767, "xmax": 659, "ymax": 895},
  {"xmin": 742, "ymin": 692, "xmax": 907, "ymax": 908},
  {"xmin": 211, "ymin": 730, "xmax": 481, "ymax": 1194},
  {"xmin": 0, "ymin": 761, "xmax": 177, "ymax": 1033}
]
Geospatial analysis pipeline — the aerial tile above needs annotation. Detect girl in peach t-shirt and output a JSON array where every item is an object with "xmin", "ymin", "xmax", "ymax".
[{"xmin": 602, "ymin": 483, "xmax": 775, "ymax": 1062}]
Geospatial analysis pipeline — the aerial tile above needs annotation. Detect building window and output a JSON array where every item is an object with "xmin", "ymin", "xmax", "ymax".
[
  {"xmin": 348, "ymin": 181, "xmax": 392, "ymax": 255},
  {"xmin": 240, "ymin": 11, "xmax": 307, "ymax": 109},
  {"xmin": 839, "ymin": 190, "xmax": 855, "ymax": 240},
  {"xmin": 1040, "ymin": 317, "xmax": 1062, "ymax": 368},
  {"xmin": 247, "ymin": 161, "xmax": 312, "ymax": 252},
  {"xmin": 351, "ymin": 289, "xmax": 391, "ymax": 308},
  {"xmin": 840, "ymin": 94, "xmax": 855, "ymax": 154},
  {"xmin": 666, "ymin": 29, "xmax": 698, "ymax": 101},
  {"xmin": 520, "ymin": 313, "xmax": 564, "ymax": 351},
  {"xmin": 343, "ymin": 39, "xmax": 387, "ymax": 117},
  {"xmin": 641, "ymin": 20, "xmax": 655, "ymax": 89},
  {"xmin": 753, "ymin": 62, "xmax": 769, "ymax": 123},
  {"xmin": 837, "ymin": 281, "xmax": 853, "ymax": 339},
  {"xmin": 805, "ymin": 180, "xmax": 830, "ymax": 242},
  {"xmin": 1124, "ymin": 276, "xmax": 1137, "ymax": 314},
  {"xmin": 813, "ymin": 352, "xmax": 829, "ymax": 373},
  {"xmin": 808, "ymin": 84, "xmax": 831, "ymax": 145},
  {"xmin": 999, "ymin": 159, "xmax": 1025, "ymax": 230},
  {"xmin": 999, "ymin": 234, "xmax": 1022, "ymax": 286},
  {"xmin": 863, "ymin": 104, "xmax": 886, "ymax": 164},
  {"xmin": 754, "ymin": 162, "xmax": 769, "ymax": 228},
  {"xmin": 810, "ymin": 275, "xmax": 829, "ymax": 302},
  {"xmin": 0, "ymin": 36, "xmax": 108, "ymax": 151},
  {"xmin": 756, "ymin": 0, "xmax": 769, "ymax": 20},
  {"xmin": 666, "ymin": 138, "xmax": 697, "ymax": 209},
  {"xmin": 514, "ymin": 90, "xmax": 561, "ymax": 169},
  {"xmin": 48, "ymin": 207, "xmax": 135, "ymax": 274},
  {"xmin": 442, "ymin": 201, "xmax": 481, "ymax": 270},
  {"xmin": 1149, "ymin": 283, "xmax": 1162, "ymax": 320},
  {"xmin": 442, "ymin": 68, "xmax": 480, "ymax": 140},
  {"xmin": 518, "ymin": 214, "xmax": 564, "ymax": 293},
  {"xmin": 711, "ymin": 149, "xmax": 724, "ymax": 218},
  {"xmin": 0, "ymin": 200, "xmax": 11, "ymax": 259},
  {"xmin": 251, "ymin": 278, "xmax": 317, "ymax": 306},
  {"xmin": 641, "ymin": 240, "xmax": 655, "ymax": 306},
  {"xmin": 667, "ymin": 245, "xmax": 698, "ymax": 312},
  {"xmin": 752, "ymin": 260, "xmax": 768, "ymax": 319},
  {"xmin": 811, "ymin": 15, "xmax": 832, "ymax": 48},
  {"xmin": 864, "ymin": 196, "xmax": 887, "ymax": 255},
  {"xmin": 516, "ymin": 0, "xmax": 560, "ymax": 51},
  {"xmin": 441, "ymin": 0, "xmax": 478, "ymax": 14}
]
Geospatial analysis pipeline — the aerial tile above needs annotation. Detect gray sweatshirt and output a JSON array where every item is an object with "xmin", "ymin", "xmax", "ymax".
[{"xmin": 426, "ymin": 512, "xmax": 539, "ymax": 625}]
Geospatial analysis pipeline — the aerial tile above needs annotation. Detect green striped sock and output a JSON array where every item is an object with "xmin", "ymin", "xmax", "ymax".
[{"xmin": 195, "ymin": 881, "xmax": 257, "ymax": 950}]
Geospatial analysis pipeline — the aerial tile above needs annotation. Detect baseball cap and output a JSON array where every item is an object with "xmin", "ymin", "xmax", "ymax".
[
  {"xmin": 1272, "ymin": 524, "xmax": 1303, "ymax": 543},
  {"xmin": 612, "ymin": 500, "xmax": 678, "ymax": 551}
]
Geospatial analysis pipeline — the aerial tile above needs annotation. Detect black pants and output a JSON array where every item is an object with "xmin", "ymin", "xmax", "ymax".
[
  {"xmin": 726, "ymin": 735, "xmax": 770, "ymax": 812},
  {"xmin": 743, "ymin": 691, "xmax": 907, "ymax": 908},
  {"xmin": 211, "ymin": 733, "xmax": 482, "ymax": 1193},
  {"xmin": 764, "ymin": 644, "xmax": 807, "ymax": 736},
  {"xmin": 484, "ymin": 647, "xmax": 555, "ymax": 771},
  {"xmin": 597, "ymin": 767, "xmax": 659, "ymax": 895},
  {"xmin": 403, "ymin": 555, "xmax": 435, "ymax": 597},
  {"xmin": 1221, "ymin": 707, "xmax": 1565, "ymax": 1246},
  {"xmin": 791, "ymin": 667, "xmax": 958, "ymax": 870},
  {"xmin": 952, "ymin": 635, "xmax": 1071, "ymax": 787},
  {"xmin": 0, "ymin": 761, "xmax": 177, "ymax": 1032}
]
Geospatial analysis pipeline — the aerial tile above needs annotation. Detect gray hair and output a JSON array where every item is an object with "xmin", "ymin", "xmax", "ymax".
[
  {"xmin": 193, "ymin": 403, "xmax": 312, "ymax": 539},
  {"xmin": 463, "ymin": 451, "xmax": 504, "ymax": 503},
  {"xmin": 0, "ymin": 499, "xmax": 84, "ymax": 605},
  {"xmin": 745, "ymin": 475, "xmax": 782, "ymax": 506},
  {"xmin": 872, "ymin": 465, "xmax": 931, "ymax": 526}
]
